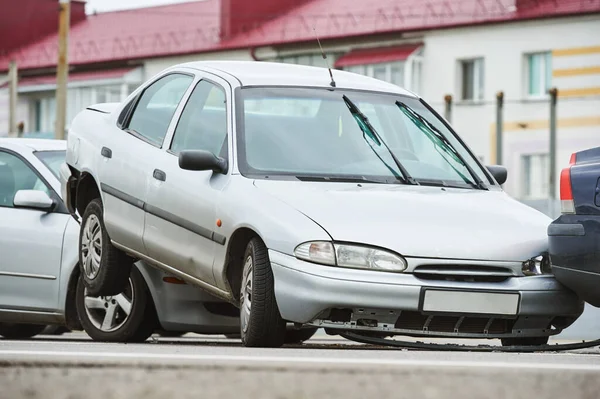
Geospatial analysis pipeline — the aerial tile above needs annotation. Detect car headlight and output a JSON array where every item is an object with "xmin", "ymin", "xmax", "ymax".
[
  {"xmin": 294, "ymin": 241, "xmax": 407, "ymax": 272},
  {"xmin": 522, "ymin": 254, "xmax": 552, "ymax": 276}
]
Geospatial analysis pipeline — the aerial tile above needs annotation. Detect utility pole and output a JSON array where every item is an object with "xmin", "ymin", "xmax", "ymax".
[
  {"xmin": 8, "ymin": 60, "xmax": 18, "ymax": 138},
  {"xmin": 55, "ymin": 0, "xmax": 70, "ymax": 140},
  {"xmin": 549, "ymin": 87, "xmax": 558, "ymax": 200},
  {"xmin": 443, "ymin": 94, "xmax": 452, "ymax": 124},
  {"xmin": 495, "ymin": 91, "xmax": 504, "ymax": 165}
]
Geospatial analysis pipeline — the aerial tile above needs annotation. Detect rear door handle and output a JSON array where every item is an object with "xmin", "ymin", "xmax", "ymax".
[
  {"xmin": 101, "ymin": 147, "xmax": 112, "ymax": 159},
  {"xmin": 153, "ymin": 169, "xmax": 166, "ymax": 182}
]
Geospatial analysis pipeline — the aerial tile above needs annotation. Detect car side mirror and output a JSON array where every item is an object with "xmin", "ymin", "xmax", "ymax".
[
  {"xmin": 486, "ymin": 165, "xmax": 507, "ymax": 185},
  {"xmin": 178, "ymin": 150, "xmax": 228, "ymax": 174},
  {"xmin": 13, "ymin": 190, "xmax": 55, "ymax": 211}
]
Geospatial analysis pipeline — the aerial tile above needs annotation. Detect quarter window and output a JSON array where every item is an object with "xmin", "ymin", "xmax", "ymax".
[
  {"xmin": 0, "ymin": 151, "xmax": 52, "ymax": 208},
  {"xmin": 126, "ymin": 73, "xmax": 194, "ymax": 146},
  {"xmin": 170, "ymin": 80, "xmax": 228, "ymax": 158}
]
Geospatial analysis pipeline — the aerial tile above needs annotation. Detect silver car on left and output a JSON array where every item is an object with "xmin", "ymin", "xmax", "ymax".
[{"xmin": 0, "ymin": 138, "xmax": 243, "ymax": 341}]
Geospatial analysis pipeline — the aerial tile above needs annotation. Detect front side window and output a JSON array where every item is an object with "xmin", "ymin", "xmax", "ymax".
[
  {"xmin": 236, "ymin": 87, "xmax": 491, "ymax": 188},
  {"xmin": 0, "ymin": 151, "xmax": 52, "ymax": 208},
  {"xmin": 126, "ymin": 73, "xmax": 194, "ymax": 146},
  {"xmin": 526, "ymin": 52, "xmax": 552, "ymax": 97},
  {"xmin": 170, "ymin": 80, "xmax": 228, "ymax": 157},
  {"xmin": 460, "ymin": 58, "xmax": 484, "ymax": 101}
]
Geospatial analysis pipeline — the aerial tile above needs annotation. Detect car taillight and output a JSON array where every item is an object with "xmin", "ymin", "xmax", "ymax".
[{"xmin": 560, "ymin": 153, "xmax": 576, "ymax": 214}]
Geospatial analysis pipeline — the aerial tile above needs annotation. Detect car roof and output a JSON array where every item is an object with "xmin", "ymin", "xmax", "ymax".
[
  {"xmin": 177, "ymin": 61, "xmax": 417, "ymax": 96},
  {"xmin": 0, "ymin": 138, "xmax": 67, "ymax": 152}
]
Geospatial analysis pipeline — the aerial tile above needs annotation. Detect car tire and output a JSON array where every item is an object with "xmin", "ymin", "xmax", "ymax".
[
  {"xmin": 501, "ymin": 336, "xmax": 549, "ymax": 346},
  {"xmin": 239, "ymin": 237, "xmax": 286, "ymax": 348},
  {"xmin": 79, "ymin": 198, "xmax": 133, "ymax": 297},
  {"xmin": 0, "ymin": 323, "xmax": 46, "ymax": 339},
  {"xmin": 284, "ymin": 327, "xmax": 318, "ymax": 344},
  {"xmin": 75, "ymin": 266, "xmax": 157, "ymax": 343}
]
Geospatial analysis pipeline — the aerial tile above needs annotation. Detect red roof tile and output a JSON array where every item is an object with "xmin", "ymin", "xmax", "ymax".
[
  {"xmin": 18, "ymin": 67, "xmax": 137, "ymax": 87},
  {"xmin": 224, "ymin": 0, "xmax": 600, "ymax": 48}
]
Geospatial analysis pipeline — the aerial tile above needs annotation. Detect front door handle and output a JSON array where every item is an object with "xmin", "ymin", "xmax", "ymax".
[
  {"xmin": 153, "ymin": 169, "xmax": 166, "ymax": 182},
  {"xmin": 101, "ymin": 147, "xmax": 112, "ymax": 159}
]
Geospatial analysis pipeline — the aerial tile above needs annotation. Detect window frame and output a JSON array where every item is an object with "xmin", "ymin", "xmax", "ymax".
[
  {"xmin": 0, "ymin": 148, "xmax": 68, "ymax": 213},
  {"xmin": 167, "ymin": 78, "xmax": 230, "ymax": 160},
  {"xmin": 521, "ymin": 152, "xmax": 550, "ymax": 199},
  {"xmin": 118, "ymin": 72, "xmax": 196, "ymax": 148},
  {"xmin": 525, "ymin": 51, "xmax": 552, "ymax": 99},
  {"xmin": 458, "ymin": 58, "xmax": 485, "ymax": 102}
]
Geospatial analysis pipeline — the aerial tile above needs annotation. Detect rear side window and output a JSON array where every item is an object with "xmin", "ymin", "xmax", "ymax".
[{"xmin": 125, "ymin": 73, "xmax": 193, "ymax": 146}]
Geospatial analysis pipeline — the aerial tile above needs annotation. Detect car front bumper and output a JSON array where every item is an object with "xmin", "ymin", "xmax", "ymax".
[
  {"xmin": 549, "ymin": 214, "xmax": 600, "ymax": 307},
  {"xmin": 269, "ymin": 250, "xmax": 584, "ymax": 339}
]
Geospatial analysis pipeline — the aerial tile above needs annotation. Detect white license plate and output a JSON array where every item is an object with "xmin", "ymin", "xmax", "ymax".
[{"xmin": 422, "ymin": 290, "xmax": 519, "ymax": 315}]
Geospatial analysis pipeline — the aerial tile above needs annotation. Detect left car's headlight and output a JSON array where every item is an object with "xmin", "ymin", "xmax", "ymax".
[
  {"xmin": 294, "ymin": 241, "xmax": 407, "ymax": 272},
  {"xmin": 522, "ymin": 254, "xmax": 552, "ymax": 276}
]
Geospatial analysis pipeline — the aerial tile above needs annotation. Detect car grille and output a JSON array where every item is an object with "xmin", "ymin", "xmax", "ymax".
[
  {"xmin": 394, "ymin": 311, "xmax": 515, "ymax": 334},
  {"xmin": 413, "ymin": 265, "xmax": 515, "ymax": 282}
]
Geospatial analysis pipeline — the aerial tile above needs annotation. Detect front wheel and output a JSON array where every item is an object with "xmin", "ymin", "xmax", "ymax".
[
  {"xmin": 239, "ymin": 237, "xmax": 286, "ymax": 348},
  {"xmin": 0, "ymin": 323, "xmax": 46, "ymax": 339},
  {"xmin": 501, "ymin": 336, "xmax": 549, "ymax": 346},
  {"xmin": 79, "ymin": 198, "xmax": 133, "ymax": 297},
  {"xmin": 76, "ymin": 266, "xmax": 157, "ymax": 343}
]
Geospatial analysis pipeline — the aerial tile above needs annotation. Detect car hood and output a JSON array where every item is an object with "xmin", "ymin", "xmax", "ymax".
[{"xmin": 253, "ymin": 180, "xmax": 552, "ymax": 262}]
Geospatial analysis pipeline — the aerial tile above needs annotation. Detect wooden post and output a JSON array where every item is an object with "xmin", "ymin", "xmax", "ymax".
[{"xmin": 55, "ymin": 0, "xmax": 70, "ymax": 140}]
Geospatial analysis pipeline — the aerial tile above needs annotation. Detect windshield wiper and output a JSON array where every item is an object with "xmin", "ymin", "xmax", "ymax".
[
  {"xmin": 342, "ymin": 95, "xmax": 418, "ymax": 186},
  {"xmin": 395, "ymin": 101, "xmax": 487, "ymax": 190},
  {"xmin": 295, "ymin": 175, "xmax": 389, "ymax": 184}
]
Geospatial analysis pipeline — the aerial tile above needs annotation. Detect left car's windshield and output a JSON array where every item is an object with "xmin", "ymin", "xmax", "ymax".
[
  {"xmin": 35, "ymin": 150, "xmax": 66, "ymax": 179},
  {"xmin": 236, "ymin": 87, "xmax": 491, "ymax": 187}
]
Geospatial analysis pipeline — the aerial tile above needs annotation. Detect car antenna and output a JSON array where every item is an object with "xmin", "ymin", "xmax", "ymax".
[{"xmin": 312, "ymin": 27, "xmax": 336, "ymax": 88}]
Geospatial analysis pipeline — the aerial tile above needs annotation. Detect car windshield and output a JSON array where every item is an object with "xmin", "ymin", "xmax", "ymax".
[
  {"xmin": 34, "ymin": 150, "xmax": 65, "ymax": 179},
  {"xmin": 236, "ymin": 87, "xmax": 491, "ymax": 188}
]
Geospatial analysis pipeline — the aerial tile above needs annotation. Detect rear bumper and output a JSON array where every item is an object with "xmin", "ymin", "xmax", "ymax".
[
  {"xmin": 269, "ymin": 250, "xmax": 584, "ymax": 339},
  {"xmin": 549, "ymin": 215, "xmax": 600, "ymax": 307}
]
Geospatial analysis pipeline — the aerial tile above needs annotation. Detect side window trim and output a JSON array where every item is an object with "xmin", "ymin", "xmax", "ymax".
[
  {"xmin": 119, "ymin": 71, "xmax": 196, "ymax": 148},
  {"xmin": 0, "ymin": 148, "xmax": 68, "ymax": 214},
  {"xmin": 166, "ymin": 77, "xmax": 230, "ymax": 159}
]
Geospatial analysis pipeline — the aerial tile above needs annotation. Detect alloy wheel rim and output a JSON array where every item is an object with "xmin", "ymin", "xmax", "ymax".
[
  {"xmin": 240, "ymin": 255, "xmax": 253, "ymax": 336},
  {"xmin": 81, "ymin": 214, "xmax": 102, "ymax": 280},
  {"xmin": 84, "ymin": 278, "xmax": 134, "ymax": 333}
]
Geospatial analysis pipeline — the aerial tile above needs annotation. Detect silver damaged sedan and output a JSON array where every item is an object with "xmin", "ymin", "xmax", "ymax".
[{"xmin": 62, "ymin": 61, "xmax": 584, "ymax": 348}]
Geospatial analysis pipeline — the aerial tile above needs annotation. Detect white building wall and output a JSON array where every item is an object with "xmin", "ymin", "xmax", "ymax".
[{"xmin": 421, "ymin": 15, "xmax": 600, "ymax": 200}]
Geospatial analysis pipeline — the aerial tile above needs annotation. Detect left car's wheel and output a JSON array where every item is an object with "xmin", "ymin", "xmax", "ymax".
[
  {"xmin": 76, "ymin": 266, "xmax": 157, "ymax": 342},
  {"xmin": 0, "ymin": 323, "xmax": 46, "ymax": 339}
]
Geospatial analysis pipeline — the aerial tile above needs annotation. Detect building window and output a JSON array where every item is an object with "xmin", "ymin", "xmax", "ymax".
[
  {"xmin": 522, "ymin": 153, "xmax": 549, "ymax": 199},
  {"xmin": 276, "ymin": 53, "xmax": 340, "ymax": 67},
  {"xmin": 460, "ymin": 58, "xmax": 484, "ymax": 101},
  {"xmin": 343, "ymin": 59, "xmax": 423, "ymax": 93},
  {"xmin": 526, "ymin": 52, "xmax": 552, "ymax": 97}
]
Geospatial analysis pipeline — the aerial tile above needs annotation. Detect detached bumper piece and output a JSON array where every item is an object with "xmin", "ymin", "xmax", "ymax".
[{"xmin": 310, "ymin": 307, "xmax": 578, "ymax": 339}]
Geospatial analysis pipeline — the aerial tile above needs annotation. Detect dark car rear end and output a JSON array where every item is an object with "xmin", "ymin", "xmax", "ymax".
[{"xmin": 548, "ymin": 147, "xmax": 600, "ymax": 306}]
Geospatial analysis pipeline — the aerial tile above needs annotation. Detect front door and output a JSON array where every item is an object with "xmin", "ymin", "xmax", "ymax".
[
  {"xmin": 143, "ymin": 78, "xmax": 230, "ymax": 286},
  {"xmin": 0, "ymin": 150, "xmax": 67, "ymax": 311}
]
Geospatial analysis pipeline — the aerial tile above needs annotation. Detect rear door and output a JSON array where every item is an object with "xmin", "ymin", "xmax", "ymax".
[
  {"xmin": 143, "ymin": 75, "xmax": 230, "ymax": 286},
  {"xmin": 98, "ymin": 72, "xmax": 195, "ymax": 255},
  {"xmin": 0, "ymin": 149, "xmax": 67, "ymax": 312}
]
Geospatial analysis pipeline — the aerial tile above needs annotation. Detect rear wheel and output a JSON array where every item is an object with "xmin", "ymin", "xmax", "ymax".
[
  {"xmin": 0, "ymin": 323, "xmax": 46, "ymax": 339},
  {"xmin": 501, "ymin": 336, "xmax": 549, "ymax": 346},
  {"xmin": 239, "ymin": 237, "xmax": 286, "ymax": 348},
  {"xmin": 79, "ymin": 198, "xmax": 133, "ymax": 296},
  {"xmin": 76, "ymin": 266, "xmax": 157, "ymax": 342}
]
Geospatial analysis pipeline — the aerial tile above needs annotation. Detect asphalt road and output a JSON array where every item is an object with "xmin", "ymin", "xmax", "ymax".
[{"xmin": 1, "ymin": 332, "xmax": 600, "ymax": 399}]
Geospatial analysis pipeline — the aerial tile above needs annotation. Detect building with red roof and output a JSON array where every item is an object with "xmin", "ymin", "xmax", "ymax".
[{"xmin": 1, "ymin": 0, "xmax": 599, "ymax": 204}]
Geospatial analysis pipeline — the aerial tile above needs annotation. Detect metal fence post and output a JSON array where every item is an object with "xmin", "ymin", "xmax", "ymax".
[
  {"xmin": 444, "ymin": 94, "xmax": 452, "ymax": 124},
  {"xmin": 549, "ymin": 87, "xmax": 558, "ymax": 200},
  {"xmin": 495, "ymin": 91, "xmax": 504, "ymax": 165}
]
